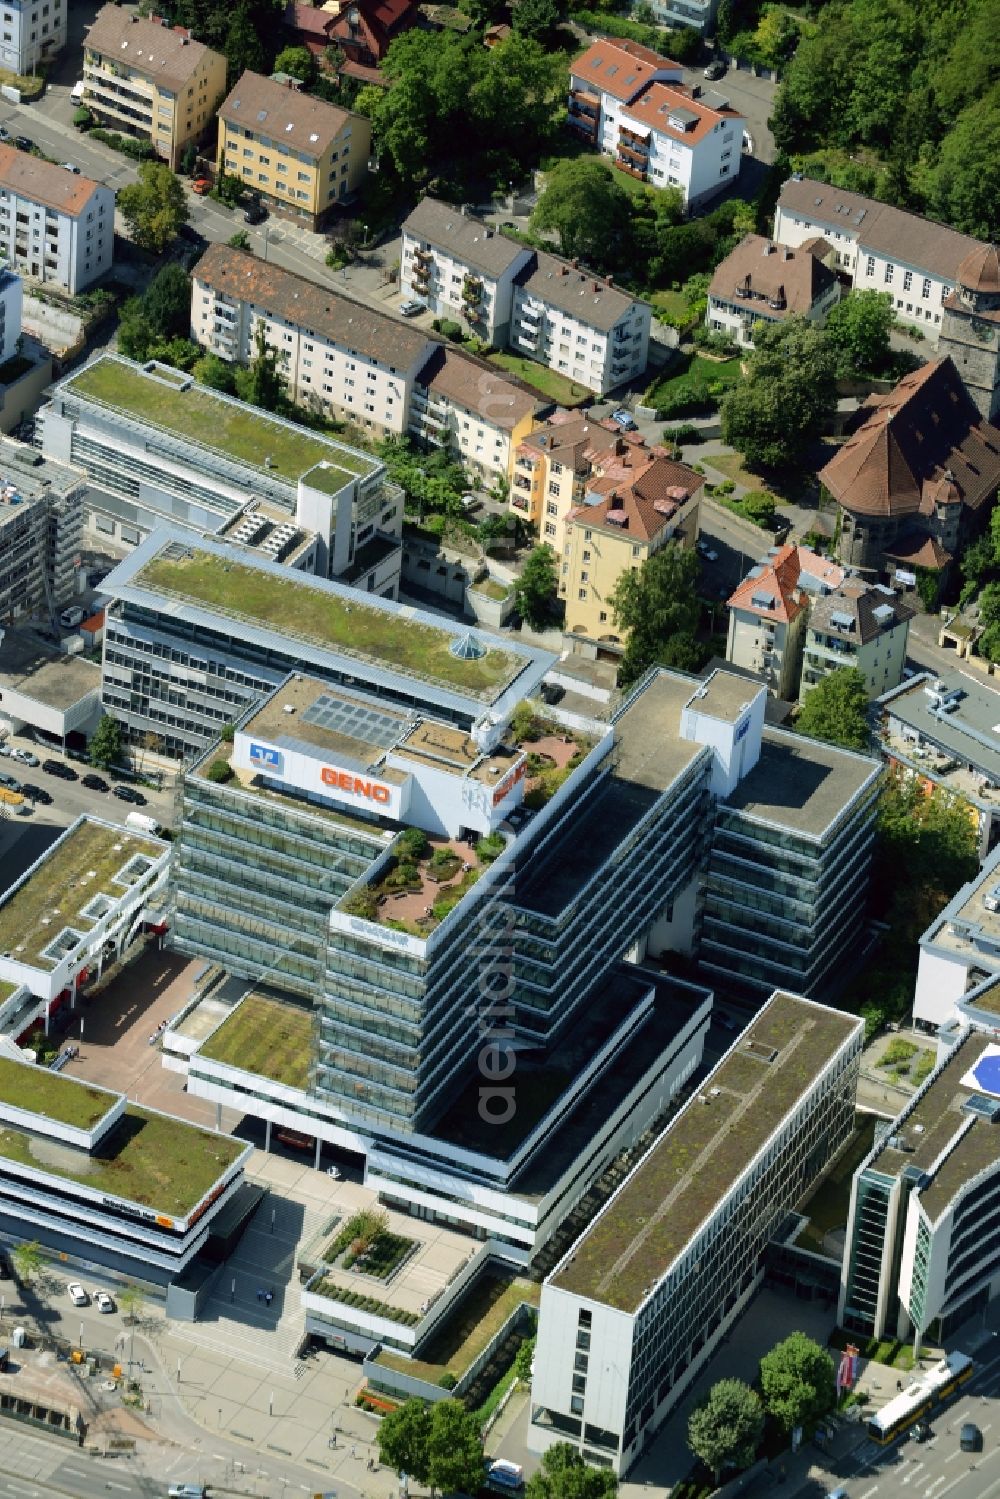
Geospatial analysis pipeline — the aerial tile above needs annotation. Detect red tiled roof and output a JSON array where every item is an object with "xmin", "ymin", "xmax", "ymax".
[
  {"xmin": 80, "ymin": 610, "xmax": 105, "ymax": 634},
  {"xmin": 283, "ymin": 3, "xmax": 337, "ymax": 38},
  {"xmin": 569, "ymin": 456, "xmax": 702, "ymax": 542},
  {"xmin": 709, "ymin": 234, "xmax": 837, "ymax": 320},
  {"xmin": 885, "ymin": 534, "xmax": 953, "ymax": 570},
  {"xmin": 727, "ymin": 544, "xmax": 845, "ymax": 624},
  {"xmin": 622, "ymin": 81, "xmax": 742, "ymax": 149},
  {"xmin": 570, "ymin": 38, "xmax": 680, "ymax": 104}
]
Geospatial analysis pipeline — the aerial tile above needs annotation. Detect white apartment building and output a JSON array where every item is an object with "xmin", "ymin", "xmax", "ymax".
[
  {"xmin": 411, "ymin": 344, "xmax": 541, "ymax": 485},
  {"xmin": 800, "ymin": 579, "xmax": 912, "ymax": 703},
  {"xmin": 773, "ymin": 176, "xmax": 984, "ymax": 344},
  {"xmin": 530, "ymin": 992, "xmax": 863, "ymax": 1474},
  {"xmin": 0, "ymin": 0, "xmax": 66, "ymax": 77},
  {"xmin": 0, "ymin": 145, "xmax": 113, "ymax": 294},
  {"xmin": 726, "ymin": 544, "xmax": 845, "ymax": 700},
  {"xmin": 401, "ymin": 195, "xmax": 532, "ymax": 347},
  {"xmin": 569, "ymin": 39, "xmax": 744, "ymax": 206}
]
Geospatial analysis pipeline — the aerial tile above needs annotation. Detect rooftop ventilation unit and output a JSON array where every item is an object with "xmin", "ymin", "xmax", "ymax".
[{"xmin": 963, "ymin": 1093, "xmax": 1000, "ymax": 1122}]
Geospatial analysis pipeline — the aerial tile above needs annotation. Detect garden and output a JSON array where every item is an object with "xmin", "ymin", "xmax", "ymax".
[
  {"xmin": 643, "ymin": 351, "xmax": 743, "ymax": 420},
  {"xmin": 510, "ymin": 702, "xmax": 592, "ymax": 809},
  {"xmin": 876, "ymin": 1036, "xmax": 936, "ymax": 1090},
  {"xmin": 321, "ymin": 1208, "xmax": 417, "ymax": 1282},
  {"xmin": 343, "ymin": 826, "xmax": 506, "ymax": 935}
]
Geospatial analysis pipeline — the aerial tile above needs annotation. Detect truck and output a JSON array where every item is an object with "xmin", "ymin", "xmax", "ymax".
[{"xmin": 125, "ymin": 811, "xmax": 159, "ymax": 835}]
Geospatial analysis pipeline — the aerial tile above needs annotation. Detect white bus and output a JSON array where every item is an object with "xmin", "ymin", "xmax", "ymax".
[{"xmin": 866, "ymin": 1351, "xmax": 973, "ymax": 1445}]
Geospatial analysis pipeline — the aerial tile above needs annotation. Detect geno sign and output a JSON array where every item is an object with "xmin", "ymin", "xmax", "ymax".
[{"xmin": 321, "ymin": 766, "xmax": 392, "ymax": 804}]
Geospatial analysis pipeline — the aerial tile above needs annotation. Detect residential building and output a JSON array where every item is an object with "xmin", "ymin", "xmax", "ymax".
[
  {"xmin": 0, "ymin": 444, "xmax": 85, "ymax": 626},
  {"xmin": 400, "ymin": 197, "xmax": 652, "ymax": 395},
  {"xmin": 878, "ymin": 671, "xmax": 1000, "ymax": 861},
  {"xmin": 819, "ymin": 358, "xmax": 1000, "ymax": 587},
  {"xmin": 568, "ymin": 39, "xmax": 745, "ymax": 207},
  {"xmin": 726, "ymin": 544, "xmax": 845, "ymax": 700},
  {"xmin": 35, "ymin": 354, "xmax": 403, "ymax": 593},
  {"xmin": 630, "ymin": 0, "xmax": 718, "ymax": 31},
  {"xmin": 0, "ymin": 147, "xmax": 113, "ymax": 294},
  {"xmin": 410, "ymin": 345, "xmax": 543, "ymax": 485},
  {"xmin": 531, "ymin": 991, "xmax": 864, "ymax": 1474},
  {"xmin": 217, "ymin": 70, "xmax": 371, "ymax": 229},
  {"xmin": 0, "ymin": 0, "xmax": 67, "ymax": 76},
  {"xmin": 512, "ymin": 411, "xmax": 638, "ymax": 543},
  {"xmin": 912, "ymin": 845, "xmax": 1000, "ymax": 1031},
  {"xmin": 800, "ymin": 578, "xmax": 913, "ymax": 702},
  {"xmin": 562, "ymin": 455, "xmax": 703, "ymax": 641},
  {"xmin": 82, "ymin": 5, "xmax": 225, "ymax": 172},
  {"xmin": 707, "ymin": 234, "xmax": 840, "ymax": 349},
  {"xmin": 326, "ymin": 0, "xmax": 419, "ymax": 78},
  {"xmin": 839, "ymin": 1024, "xmax": 1000, "ymax": 1345},
  {"xmin": 939, "ymin": 243, "xmax": 1000, "ymax": 422},
  {"xmin": 773, "ymin": 175, "xmax": 986, "ymax": 346}
]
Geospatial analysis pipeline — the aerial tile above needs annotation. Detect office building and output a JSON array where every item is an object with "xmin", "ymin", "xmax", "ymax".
[
  {"xmin": 0, "ymin": 148, "xmax": 112, "ymax": 295},
  {"xmin": 0, "ymin": 0, "xmax": 67, "ymax": 76},
  {"xmin": 562, "ymin": 455, "xmax": 703, "ymax": 641},
  {"xmin": 912, "ymin": 844, "xmax": 1000, "ymax": 1031},
  {"xmin": 218, "ymin": 70, "xmax": 371, "ymax": 229},
  {"xmin": 800, "ymin": 578, "xmax": 912, "ymax": 702},
  {"xmin": 726, "ymin": 544, "xmax": 845, "ymax": 700},
  {"xmin": 0, "ymin": 633, "xmax": 102, "ymax": 750},
  {"xmin": 530, "ymin": 992, "xmax": 863, "ymax": 1474},
  {"xmin": 82, "ymin": 6, "xmax": 226, "ymax": 172},
  {"xmin": 568, "ymin": 39, "xmax": 745, "ymax": 207},
  {"xmin": 840, "ymin": 1025, "xmax": 1000, "ymax": 1345},
  {"xmin": 35, "ymin": 354, "xmax": 403, "ymax": 593},
  {"xmin": 0, "ymin": 447, "xmax": 85, "ymax": 625},
  {"xmin": 707, "ymin": 234, "xmax": 839, "ymax": 349},
  {"xmin": 774, "ymin": 175, "xmax": 985, "ymax": 345}
]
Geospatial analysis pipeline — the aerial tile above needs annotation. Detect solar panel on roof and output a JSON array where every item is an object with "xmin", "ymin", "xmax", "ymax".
[{"xmin": 302, "ymin": 693, "xmax": 401, "ymax": 749}]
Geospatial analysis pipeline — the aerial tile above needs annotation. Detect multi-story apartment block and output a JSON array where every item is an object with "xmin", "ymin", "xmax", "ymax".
[
  {"xmin": 82, "ymin": 6, "xmax": 225, "ymax": 172},
  {"xmin": 773, "ymin": 175, "xmax": 986, "ymax": 346},
  {"xmin": 400, "ymin": 197, "xmax": 651, "ymax": 396},
  {"xmin": 36, "ymin": 354, "xmax": 403, "ymax": 595},
  {"xmin": 726, "ymin": 544, "xmax": 845, "ymax": 700},
  {"xmin": 511, "ymin": 411, "xmax": 634, "ymax": 542},
  {"xmin": 840, "ymin": 1024, "xmax": 1000, "ymax": 1347},
  {"xmin": 531, "ymin": 992, "xmax": 863, "ymax": 1474},
  {"xmin": 568, "ymin": 39, "xmax": 745, "ymax": 207},
  {"xmin": 562, "ymin": 456, "xmax": 703, "ymax": 641},
  {"xmin": 800, "ymin": 578, "xmax": 912, "ymax": 702},
  {"xmin": 0, "ymin": 147, "xmax": 112, "ymax": 294},
  {"xmin": 633, "ymin": 0, "xmax": 718, "ymax": 33},
  {"xmin": 707, "ymin": 233, "xmax": 839, "ymax": 349},
  {"xmin": 0, "ymin": 445, "xmax": 84, "ymax": 625},
  {"xmin": 411, "ymin": 345, "xmax": 543, "ymax": 485},
  {"xmin": 218, "ymin": 71, "xmax": 371, "ymax": 230},
  {"xmin": 0, "ymin": 0, "xmax": 67, "ymax": 77}
]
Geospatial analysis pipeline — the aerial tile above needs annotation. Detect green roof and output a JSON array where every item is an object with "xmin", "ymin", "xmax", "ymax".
[
  {"xmin": 0, "ymin": 1057, "xmax": 117, "ymax": 1131},
  {"xmin": 200, "ymin": 992, "xmax": 314, "ymax": 1090},
  {"xmin": 138, "ymin": 547, "xmax": 522, "ymax": 697},
  {"xmin": 374, "ymin": 1275, "xmax": 540, "ymax": 1383},
  {"xmin": 304, "ymin": 461, "xmax": 357, "ymax": 495},
  {"xmin": 0, "ymin": 1105, "xmax": 245, "ymax": 1218},
  {"xmin": 66, "ymin": 358, "xmax": 374, "ymax": 485},
  {"xmin": 0, "ymin": 820, "xmax": 165, "ymax": 969}
]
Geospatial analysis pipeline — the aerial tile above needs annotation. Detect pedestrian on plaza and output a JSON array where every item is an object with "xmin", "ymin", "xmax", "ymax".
[
  {"xmin": 256, "ymin": 1289, "xmax": 263, "ymax": 1303},
  {"xmin": 265, "ymin": 1290, "xmax": 273, "ymax": 1308}
]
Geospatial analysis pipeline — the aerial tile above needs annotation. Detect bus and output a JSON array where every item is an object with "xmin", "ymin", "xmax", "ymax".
[{"xmin": 866, "ymin": 1351, "xmax": 973, "ymax": 1445}]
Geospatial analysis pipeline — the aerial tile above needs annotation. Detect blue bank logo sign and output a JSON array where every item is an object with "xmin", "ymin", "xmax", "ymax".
[{"xmin": 249, "ymin": 742, "xmax": 284, "ymax": 774}]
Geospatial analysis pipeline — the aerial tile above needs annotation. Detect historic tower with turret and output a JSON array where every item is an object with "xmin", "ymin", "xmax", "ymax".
[{"xmin": 939, "ymin": 244, "xmax": 1000, "ymax": 422}]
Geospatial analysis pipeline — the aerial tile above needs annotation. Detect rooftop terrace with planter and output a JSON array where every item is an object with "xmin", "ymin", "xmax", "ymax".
[{"xmin": 341, "ymin": 825, "xmax": 507, "ymax": 937}]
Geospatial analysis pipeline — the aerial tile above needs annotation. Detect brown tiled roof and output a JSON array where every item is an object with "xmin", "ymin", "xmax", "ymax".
[
  {"xmin": 818, "ymin": 357, "xmax": 1000, "ymax": 520},
  {"xmin": 283, "ymin": 3, "xmax": 337, "ymax": 39},
  {"xmin": 570, "ymin": 456, "xmax": 702, "ymax": 542},
  {"xmin": 622, "ymin": 81, "xmax": 742, "ymax": 149},
  {"xmin": 709, "ymin": 234, "xmax": 837, "ymax": 319},
  {"xmin": 402, "ymin": 197, "xmax": 529, "ymax": 279},
  {"xmin": 219, "ymin": 70, "xmax": 359, "ymax": 157},
  {"xmin": 957, "ymin": 243, "xmax": 1000, "ymax": 295},
  {"xmin": 516, "ymin": 250, "xmax": 637, "ymax": 334},
  {"xmin": 808, "ymin": 578, "xmax": 913, "ymax": 646},
  {"xmin": 0, "ymin": 145, "xmax": 104, "ymax": 218},
  {"xmin": 420, "ymin": 346, "xmax": 542, "ymax": 431},
  {"xmin": 193, "ymin": 243, "xmax": 432, "ymax": 368},
  {"xmin": 727, "ymin": 544, "xmax": 844, "ymax": 624},
  {"xmin": 519, "ymin": 415, "xmax": 624, "ymax": 471},
  {"xmin": 570, "ymin": 38, "xmax": 680, "ymax": 103},
  {"xmin": 85, "ymin": 4, "xmax": 222, "ymax": 89},
  {"xmin": 884, "ymin": 533, "xmax": 953, "ymax": 570},
  {"xmin": 777, "ymin": 177, "xmax": 981, "ymax": 284}
]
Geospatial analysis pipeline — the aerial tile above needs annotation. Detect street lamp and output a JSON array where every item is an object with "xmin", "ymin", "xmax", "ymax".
[{"xmin": 362, "ymin": 223, "xmax": 369, "ymax": 248}]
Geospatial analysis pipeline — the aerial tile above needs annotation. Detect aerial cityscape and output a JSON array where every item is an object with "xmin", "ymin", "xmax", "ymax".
[{"xmin": 0, "ymin": 4, "xmax": 998, "ymax": 1499}]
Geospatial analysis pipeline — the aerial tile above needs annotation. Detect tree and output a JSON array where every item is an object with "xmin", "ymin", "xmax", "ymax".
[
  {"xmin": 11, "ymin": 1240, "xmax": 43, "ymax": 1284},
  {"xmin": 89, "ymin": 714, "xmax": 124, "ymax": 770},
  {"xmin": 824, "ymin": 290, "xmax": 895, "ymax": 376},
  {"xmin": 235, "ymin": 323, "xmax": 285, "ymax": 412},
  {"xmin": 532, "ymin": 158, "xmax": 633, "ymax": 269},
  {"xmin": 928, "ymin": 84, "xmax": 1000, "ymax": 238},
  {"xmin": 225, "ymin": 1, "xmax": 264, "ymax": 86},
  {"xmin": 720, "ymin": 317, "xmax": 837, "ymax": 469},
  {"xmin": 214, "ymin": 170, "xmax": 246, "ymax": 209},
  {"xmin": 759, "ymin": 1332, "xmax": 836, "ymax": 1434},
  {"xmin": 512, "ymin": 0, "xmax": 565, "ymax": 42},
  {"xmin": 610, "ymin": 543, "xmax": 702, "ymax": 688},
  {"xmin": 194, "ymin": 352, "xmax": 238, "ymax": 393},
  {"xmin": 874, "ymin": 770, "xmax": 978, "ymax": 903},
  {"xmin": 687, "ymin": 1379, "xmax": 764, "ymax": 1483},
  {"xmin": 796, "ymin": 667, "xmax": 871, "ymax": 751},
  {"xmin": 426, "ymin": 1401, "xmax": 484, "ymax": 1495},
  {"xmin": 142, "ymin": 262, "xmax": 193, "ymax": 338},
  {"xmin": 118, "ymin": 162, "xmax": 190, "ymax": 254},
  {"xmin": 527, "ymin": 1442, "xmax": 617, "ymax": 1499},
  {"xmin": 377, "ymin": 1399, "xmax": 431, "ymax": 1483},
  {"xmin": 274, "ymin": 44, "xmax": 316, "ymax": 83},
  {"xmin": 515, "ymin": 545, "xmax": 559, "ymax": 630},
  {"xmin": 117, "ymin": 1283, "xmax": 146, "ymax": 1325}
]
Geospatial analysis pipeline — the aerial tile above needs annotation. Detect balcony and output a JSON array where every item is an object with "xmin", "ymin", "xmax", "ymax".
[
  {"xmin": 617, "ymin": 139, "xmax": 649, "ymax": 168},
  {"xmin": 614, "ymin": 157, "xmax": 647, "ymax": 182},
  {"xmin": 412, "ymin": 247, "xmax": 432, "ymax": 265},
  {"xmin": 569, "ymin": 89, "xmax": 599, "ymax": 117}
]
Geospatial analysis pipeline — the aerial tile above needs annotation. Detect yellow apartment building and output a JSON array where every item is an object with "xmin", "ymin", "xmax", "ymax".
[
  {"xmin": 511, "ymin": 413, "xmax": 629, "ymax": 552},
  {"xmin": 563, "ymin": 457, "xmax": 703, "ymax": 642},
  {"xmin": 82, "ymin": 5, "xmax": 225, "ymax": 172},
  {"xmin": 218, "ymin": 71, "xmax": 371, "ymax": 230}
]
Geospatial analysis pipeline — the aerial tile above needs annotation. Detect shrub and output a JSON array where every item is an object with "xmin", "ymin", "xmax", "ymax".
[
  {"xmin": 881, "ymin": 1038, "xmax": 918, "ymax": 1068},
  {"xmin": 662, "ymin": 423, "xmax": 703, "ymax": 445},
  {"xmin": 72, "ymin": 106, "xmax": 92, "ymax": 129},
  {"xmin": 475, "ymin": 831, "xmax": 506, "ymax": 863},
  {"xmin": 89, "ymin": 127, "xmax": 157, "ymax": 161},
  {"xmin": 206, "ymin": 759, "xmax": 233, "ymax": 783},
  {"xmin": 397, "ymin": 827, "xmax": 430, "ymax": 862},
  {"xmin": 344, "ymin": 887, "xmax": 378, "ymax": 920},
  {"xmin": 438, "ymin": 318, "xmax": 463, "ymax": 341},
  {"xmin": 439, "ymin": 1372, "xmax": 458, "ymax": 1389}
]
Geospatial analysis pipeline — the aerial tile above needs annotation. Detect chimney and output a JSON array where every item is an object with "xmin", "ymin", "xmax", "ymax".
[
  {"xmin": 571, "ymin": 257, "xmax": 579, "ymax": 268},
  {"xmin": 606, "ymin": 273, "xmax": 613, "ymax": 285},
  {"xmin": 593, "ymin": 281, "xmax": 600, "ymax": 292}
]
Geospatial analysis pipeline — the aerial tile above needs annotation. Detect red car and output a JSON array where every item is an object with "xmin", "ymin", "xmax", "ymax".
[{"xmin": 191, "ymin": 177, "xmax": 211, "ymax": 195}]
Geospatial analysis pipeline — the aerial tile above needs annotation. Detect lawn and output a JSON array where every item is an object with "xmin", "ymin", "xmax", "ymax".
[
  {"xmin": 0, "ymin": 1057, "xmax": 116, "ymax": 1131},
  {"xmin": 374, "ymin": 1274, "xmax": 540, "ymax": 1383},
  {"xmin": 0, "ymin": 821, "xmax": 164, "ymax": 968},
  {"xmin": 488, "ymin": 351, "xmax": 591, "ymax": 406},
  {"xmin": 68, "ymin": 357, "xmax": 373, "ymax": 486},
  {"xmin": 139, "ymin": 547, "xmax": 522, "ymax": 698},
  {"xmin": 649, "ymin": 288, "xmax": 696, "ymax": 324},
  {"xmin": 644, "ymin": 352, "xmax": 743, "ymax": 408},
  {"xmin": 201, "ymin": 993, "xmax": 313, "ymax": 1090}
]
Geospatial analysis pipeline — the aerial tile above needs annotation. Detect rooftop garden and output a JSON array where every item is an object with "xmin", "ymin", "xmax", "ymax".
[
  {"xmin": 0, "ymin": 821, "xmax": 164, "ymax": 968},
  {"xmin": 321, "ymin": 1209, "xmax": 416, "ymax": 1281},
  {"xmin": 374, "ymin": 1274, "xmax": 540, "ymax": 1386},
  {"xmin": 343, "ymin": 826, "xmax": 507, "ymax": 936},
  {"xmin": 0, "ymin": 1106, "xmax": 245, "ymax": 1218},
  {"xmin": 200, "ymin": 993, "xmax": 313, "ymax": 1090},
  {"xmin": 0, "ymin": 1057, "xmax": 116, "ymax": 1131},
  {"xmin": 67, "ymin": 358, "xmax": 372, "ymax": 484},
  {"xmin": 510, "ymin": 701, "xmax": 591, "ymax": 808},
  {"xmin": 303, "ymin": 460, "xmax": 356, "ymax": 495},
  {"xmin": 139, "ymin": 547, "xmax": 522, "ymax": 698}
]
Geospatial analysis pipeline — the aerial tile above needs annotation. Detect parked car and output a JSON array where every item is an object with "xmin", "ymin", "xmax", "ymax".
[
  {"xmin": 168, "ymin": 1487, "xmax": 207, "ymax": 1499},
  {"xmin": 20, "ymin": 783, "xmax": 51, "ymax": 804},
  {"xmin": 67, "ymin": 1282, "xmax": 88, "ymax": 1307},
  {"xmin": 112, "ymin": 785, "xmax": 147, "ymax": 805},
  {"xmin": 13, "ymin": 135, "xmax": 33, "ymax": 152},
  {"xmin": 460, "ymin": 492, "xmax": 480, "ymax": 512},
  {"xmin": 0, "ymin": 127, "xmax": 9, "ymax": 143},
  {"xmin": 191, "ymin": 177, "xmax": 211, "ymax": 195},
  {"xmin": 961, "ymin": 1423, "xmax": 983, "ymax": 1452},
  {"xmin": 611, "ymin": 408, "xmax": 638, "ymax": 432},
  {"xmin": 81, "ymin": 773, "xmax": 109, "ymax": 793},
  {"xmin": 704, "ymin": 59, "xmax": 727, "ymax": 80},
  {"xmin": 13, "ymin": 749, "xmax": 39, "ymax": 766},
  {"xmin": 42, "ymin": 759, "xmax": 78, "ymax": 780},
  {"xmin": 0, "ymin": 773, "xmax": 22, "ymax": 793},
  {"xmin": 60, "ymin": 162, "xmax": 81, "ymax": 174},
  {"xmin": 243, "ymin": 199, "xmax": 267, "ymax": 225},
  {"xmin": 399, "ymin": 299, "xmax": 426, "ymax": 317},
  {"xmin": 94, "ymin": 1290, "xmax": 115, "ymax": 1313}
]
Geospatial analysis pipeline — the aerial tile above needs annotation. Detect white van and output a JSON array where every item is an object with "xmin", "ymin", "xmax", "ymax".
[
  {"xmin": 70, "ymin": 80, "xmax": 85, "ymax": 102},
  {"xmin": 60, "ymin": 606, "xmax": 84, "ymax": 629},
  {"xmin": 126, "ymin": 811, "xmax": 159, "ymax": 835}
]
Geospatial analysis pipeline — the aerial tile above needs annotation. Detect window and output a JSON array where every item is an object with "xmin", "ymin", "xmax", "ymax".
[
  {"xmin": 922, "ymin": 277, "xmax": 932, "ymax": 299},
  {"xmin": 570, "ymin": 1397, "xmax": 584, "ymax": 1416},
  {"xmin": 884, "ymin": 263, "xmax": 894, "ymax": 284},
  {"xmin": 866, "ymin": 255, "xmax": 875, "ymax": 276},
  {"xmin": 903, "ymin": 270, "xmax": 913, "ymax": 292},
  {"xmin": 577, "ymin": 588, "xmax": 587, "ymax": 600}
]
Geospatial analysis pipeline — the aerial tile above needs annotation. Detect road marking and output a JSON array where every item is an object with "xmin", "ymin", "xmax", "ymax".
[
  {"xmin": 5, "ymin": 1485, "xmax": 38, "ymax": 1496},
  {"xmin": 945, "ymin": 1449, "xmax": 963, "ymax": 1462},
  {"xmin": 106, "ymin": 1483, "xmax": 132, "ymax": 1493},
  {"xmin": 902, "ymin": 1462, "xmax": 926, "ymax": 1484},
  {"xmin": 860, "ymin": 1487, "xmax": 879, "ymax": 1498},
  {"xmin": 924, "ymin": 1477, "xmax": 947, "ymax": 1496}
]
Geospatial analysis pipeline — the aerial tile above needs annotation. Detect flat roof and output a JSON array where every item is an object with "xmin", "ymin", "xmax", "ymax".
[
  {"xmin": 0, "ymin": 632, "xmax": 101, "ymax": 711},
  {"xmin": 881, "ymin": 672, "xmax": 1000, "ymax": 787},
  {"xmin": 63, "ymin": 356, "xmax": 376, "ymax": 489},
  {"xmin": 393, "ymin": 720, "xmax": 520, "ymax": 786},
  {"xmin": 723, "ymin": 728, "xmax": 880, "ymax": 840},
  {"xmin": 0, "ymin": 1056, "xmax": 117, "ymax": 1131},
  {"xmin": 924, "ymin": 846, "xmax": 1000, "ymax": 969},
  {"xmin": 685, "ymin": 669, "xmax": 763, "ymax": 725},
  {"xmin": 241, "ymin": 674, "xmax": 411, "ymax": 766},
  {"xmin": 199, "ymin": 991, "xmax": 314, "ymax": 1090},
  {"xmin": 0, "ymin": 818, "xmax": 166, "ymax": 969},
  {"xmin": 551, "ymin": 992, "xmax": 861, "ymax": 1311}
]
